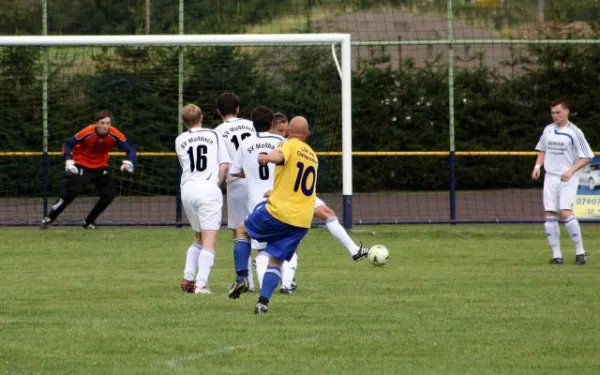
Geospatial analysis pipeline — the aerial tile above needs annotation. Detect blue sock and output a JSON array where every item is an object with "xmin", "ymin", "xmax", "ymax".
[
  {"xmin": 234, "ymin": 239, "xmax": 251, "ymax": 281},
  {"xmin": 260, "ymin": 265, "xmax": 281, "ymax": 300}
]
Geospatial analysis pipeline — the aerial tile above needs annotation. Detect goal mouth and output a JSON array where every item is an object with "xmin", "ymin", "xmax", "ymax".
[{"xmin": 0, "ymin": 34, "xmax": 352, "ymax": 226}]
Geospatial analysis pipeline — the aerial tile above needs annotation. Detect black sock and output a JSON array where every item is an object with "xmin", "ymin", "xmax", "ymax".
[{"xmin": 258, "ymin": 296, "xmax": 269, "ymax": 305}]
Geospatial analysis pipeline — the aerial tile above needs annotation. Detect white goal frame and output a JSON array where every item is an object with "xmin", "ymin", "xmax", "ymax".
[{"xmin": 0, "ymin": 34, "xmax": 354, "ymax": 227}]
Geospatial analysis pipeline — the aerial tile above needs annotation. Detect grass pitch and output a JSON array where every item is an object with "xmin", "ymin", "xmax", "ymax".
[{"xmin": 1, "ymin": 225, "xmax": 600, "ymax": 374}]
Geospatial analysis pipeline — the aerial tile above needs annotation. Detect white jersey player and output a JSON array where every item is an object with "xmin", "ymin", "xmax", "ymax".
[
  {"xmin": 229, "ymin": 106, "xmax": 283, "ymax": 292},
  {"xmin": 532, "ymin": 98, "xmax": 593, "ymax": 265},
  {"xmin": 177, "ymin": 104, "xmax": 231, "ymax": 295},
  {"xmin": 231, "ymin": 132, "xmax": 283, "ymax": 214},
  {"xmin": 214, "ymin": 92, "xmax": 256, "ymax": 232}
]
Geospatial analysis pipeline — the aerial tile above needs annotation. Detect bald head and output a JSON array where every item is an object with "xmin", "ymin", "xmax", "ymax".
[{"xmin": 288, "ymin": 116, "xmax": 310, "ymax": 141}]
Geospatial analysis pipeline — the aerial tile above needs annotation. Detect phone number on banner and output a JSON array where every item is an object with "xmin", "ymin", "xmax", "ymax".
[{"xmin": 575, "ymin": 195, "xmax": 600, "ymax": 220}]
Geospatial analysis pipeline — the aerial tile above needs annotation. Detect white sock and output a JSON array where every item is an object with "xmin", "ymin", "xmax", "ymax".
[
  {"xmin": 564, "ymin": 216, "xmax": 585, "ymax": 255},
  {"xmin": 247, "ymin": 255, "xmax": 255, "ymax": 290},
  {"xmin": 255, "ymin": 250, "xmax": 269, "ymax": 288},
  {"xmin": 325, "ymin": 217, "xmax": 359, "ymax": 256},
  {"xmin": 183, "ymin": 243, "xmax": 202, "ymax": 281},
  {"xmin": 281, "ymin": 252, "xmax": 298, "ymax": 289},
  {"xmin": 544, "ymin": 218, "xmax": 562, "ymax": 259},
  {"xmin": 196, "ymin": 248, "xmax": 215, "ymax": 287}
]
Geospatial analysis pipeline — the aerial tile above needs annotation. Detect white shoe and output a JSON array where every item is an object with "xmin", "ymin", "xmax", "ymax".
[{"xmin": 194, "ymin": 285, "xmax": 212, "ymax": 295}]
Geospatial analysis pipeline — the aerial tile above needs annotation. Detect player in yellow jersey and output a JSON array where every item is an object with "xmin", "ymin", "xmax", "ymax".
[{"xmin": 228, "ymin": 116, "xmax": 317, "ymax": 314}]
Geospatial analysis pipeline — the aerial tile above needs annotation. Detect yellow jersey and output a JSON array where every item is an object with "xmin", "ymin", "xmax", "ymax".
[{"xmin": 266, "ymin": 138, "xmax": 318, "ymax": 228}]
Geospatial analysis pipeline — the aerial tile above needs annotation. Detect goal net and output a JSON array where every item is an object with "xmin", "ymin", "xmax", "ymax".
[{"xmin": 0, "ymin": 35, "xmax": 352, "ymax": 226}]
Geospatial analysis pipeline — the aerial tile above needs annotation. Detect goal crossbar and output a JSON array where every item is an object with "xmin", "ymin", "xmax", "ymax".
[
  {"xmin": 0, "ymin": 34, "xmax": 350, "ymax": 46},
  {"xmin": 0, "ymin": 33, "xmax": 355, "ymax": 228}
]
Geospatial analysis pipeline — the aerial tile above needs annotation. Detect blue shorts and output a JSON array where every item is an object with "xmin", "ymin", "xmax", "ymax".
[{"xmin": 244, "ymin": 202, "xmax": 308, "ymax": 262}]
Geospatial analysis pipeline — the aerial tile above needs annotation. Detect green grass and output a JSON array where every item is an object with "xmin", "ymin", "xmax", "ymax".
[{"xmin": 1, "ymin": 225, "xmax": 600, "ymax": 374}]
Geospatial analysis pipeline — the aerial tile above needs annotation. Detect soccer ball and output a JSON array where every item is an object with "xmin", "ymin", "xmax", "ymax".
[{"xmin": 368, "ymin": 245, "xmax": 389, "ymax": 266}]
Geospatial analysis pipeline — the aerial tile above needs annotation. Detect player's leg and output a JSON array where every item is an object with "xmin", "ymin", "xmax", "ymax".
[
  {"xmin": 180, "ymin": 187, "xmax": 202, "ymax": 293},
  {"xmin": 181, "ymin": 233, "xmax": 202, "ymax": 293},
  {"xmin": 543, "ymin": 175, "xmax": 562, "ymax": 263},
  {"xmin": 195, "ymin": 231, "xmax": 217, "ymax": 294},
  {"xmin": 559, "ymin": 178, "xmax": 587, "ymax": 264},
  {"xmin": 247, "ymin": 239, "xmax": 264, "ymax": 292},
  {"xmin": 194, "ymin": 186, "xmax": 223, "ymax": 293},
  {"xmin": 255, "ymin": 255, "xmax": 284, "ymax": 314},
  {"xmin": 280, "ymin": 252, "xmax": 298, "ymax": 294},
  {"xmin": 314, "ymin": 198, "xmax": 369, "ymax": 261},
  {"xmin": 229, "ymin": 202, "xmax": 273, "ymax": 299},
  {"xmin": 228, "ymin": 221, "xmax": 253, "ymax": 299},
  {"xmin": 41, "ymin": 169, "xmax": 91, "ymax": 228},
  {"xmin": 226, "ymin": 180, "xmax": 251, "ymax": 294},
  {"xmin": 226, "ymin": 179, "xmax": 249, "ymax": 233},
  {"xmin": 85, "ymin": 169, "xmax": 117, "ymax": 228},
  {"xmin": 254, "ymin": 242, "xmax": 269, "ymax": 289},
  {"xmin": 255, "ymin": 226, "xmax": 307, "ymax": 314},
  {"xmin": 247, "ymin": 252, "xmax": 255, "ymax": 292}
]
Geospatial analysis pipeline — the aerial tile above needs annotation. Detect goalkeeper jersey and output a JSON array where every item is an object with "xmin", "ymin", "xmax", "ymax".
[{"xmin": 63, "ymin": 125, "xmax": 136, "ymax": 169}]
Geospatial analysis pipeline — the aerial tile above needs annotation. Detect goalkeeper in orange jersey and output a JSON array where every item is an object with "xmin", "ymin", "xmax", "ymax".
[{"xmin": 40, "ymin": 110, "xmax": 136, "ymax": 229}]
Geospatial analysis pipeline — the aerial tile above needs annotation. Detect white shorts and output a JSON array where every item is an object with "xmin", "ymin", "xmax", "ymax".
[
  {"xmin": 181, "ymin": 182, "xmax": 223, "ymax": 232},
  {"xmin": 251, "ymin": 239, "xmax": 266, "ymax": 250},
  {"xmin": 543, "ymin": 173, "xmax": 579, "ymax": 213},
  {"xmin": 227, "ymin": 179, "xmax": 250, "ymax": 229},
  {"xmin": 315, "ymin": 196, "xmax": 325, "ymax": 209}
]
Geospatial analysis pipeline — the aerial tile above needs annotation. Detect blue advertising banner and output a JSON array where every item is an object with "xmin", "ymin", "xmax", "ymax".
[{"xmin": 575, "ymin": 156, "xmax": 600, "ymax": 220}]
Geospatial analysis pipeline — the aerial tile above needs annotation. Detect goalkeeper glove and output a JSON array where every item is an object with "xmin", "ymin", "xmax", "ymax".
[
  {"xmin": 121, "ymin": 160, "xmax": 134, "ymax": 173},
  {"xmin": 65, "ymin": 160, "xmax": 78, "ymax": 175}
]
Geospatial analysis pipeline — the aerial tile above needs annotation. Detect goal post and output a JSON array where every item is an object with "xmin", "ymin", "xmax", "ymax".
[{"xmin": 0, "ymin": 34, "xmax": 354, "ymax": 228}]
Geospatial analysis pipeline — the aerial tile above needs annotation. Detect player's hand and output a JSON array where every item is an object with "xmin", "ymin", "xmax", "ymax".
[
  {"xmin": 121, "ymin": 160, "xmax": 134, "ymax": 173},
  {"xmin": 531, "ymin": 167, "xmax": 540, "ymax": 180},
  {"xmin": 561, "ymin": 169, "xmax": 573, "ymax": 182},
  {"xmin": 258, "ymin": 154, "xmax": 269, "ymax": 166},
  {"xmin": 263, "ymin": 189, "xmax": 272, "ymax": 198},
  {"xmin": 65, "ymin": 160, "xmax": 78, "ymax": 175}
]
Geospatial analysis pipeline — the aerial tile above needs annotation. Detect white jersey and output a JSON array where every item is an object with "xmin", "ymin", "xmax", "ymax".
[
  {"xmin": 230, "ymin": 132, "xmax": 284, "ymax": 212},
  {"xmin": 214, "ymin": 118, "xmax": 255, "ymax": 184},
  {"xmin": 535, "ymin": 122, "xmax": 594, "ymax": 176},
  {"xmin": 176, "ymin": 128, "xmax": 231, "ymax": 187}
]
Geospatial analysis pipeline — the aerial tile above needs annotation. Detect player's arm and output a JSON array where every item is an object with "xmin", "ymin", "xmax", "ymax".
[
  {"xmin": 532, "ymin": 151, "xmax": 545, "ymax": 180},
  {"xmin": 62, "ymin": 128, "xmax": 92, "ymax": 174},
  {"xmin": 62, "ymin": 129, "xmax": 87, "ymax": 161},
  {"xmin": 572, "ymin": 130, "xmax": 594, "ymax": 173},
  {"xmin": 532, "ymin": 130, "xmax": 547, "ymax": 180},
  {"xmin": 258, "ymin": 149, "xmax": 285, "ymax": 166},
  {"xmin": 562, "ymin": 129, "xmax": 594, "ymax": 181},
  {"xmin": 572, "ymin": 157, "xmax": 592, "ymax": 173},
  {"xmin": 560, "ymin": 157, "xmax": 591, "ymax": 182},
  {"xmin": 218, "ymin": 163, "xmax": 230, "ymax": 187},
  {"xmin": 217, "ymin": 132, "xmax": 232, "ymax": 186},
  {"xmin": 229, "ymin": 146, "xmax": 245, "ymax": 178},
  {"xmin": 258, "ymin": 143, "xmax": 290, "ymax": 165},
  {"xmin": 117, "ymin": 139, "xmax": 136, "ymax": 164},
  {"xmin": 109, "ymin": 128, "xmax": 136, "ymax": 173}
]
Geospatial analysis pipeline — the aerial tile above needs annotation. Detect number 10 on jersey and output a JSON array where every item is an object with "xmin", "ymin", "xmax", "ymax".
[{"xmin": 294, "ymin": 162, "xmax": 316, "ymax": 196}]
